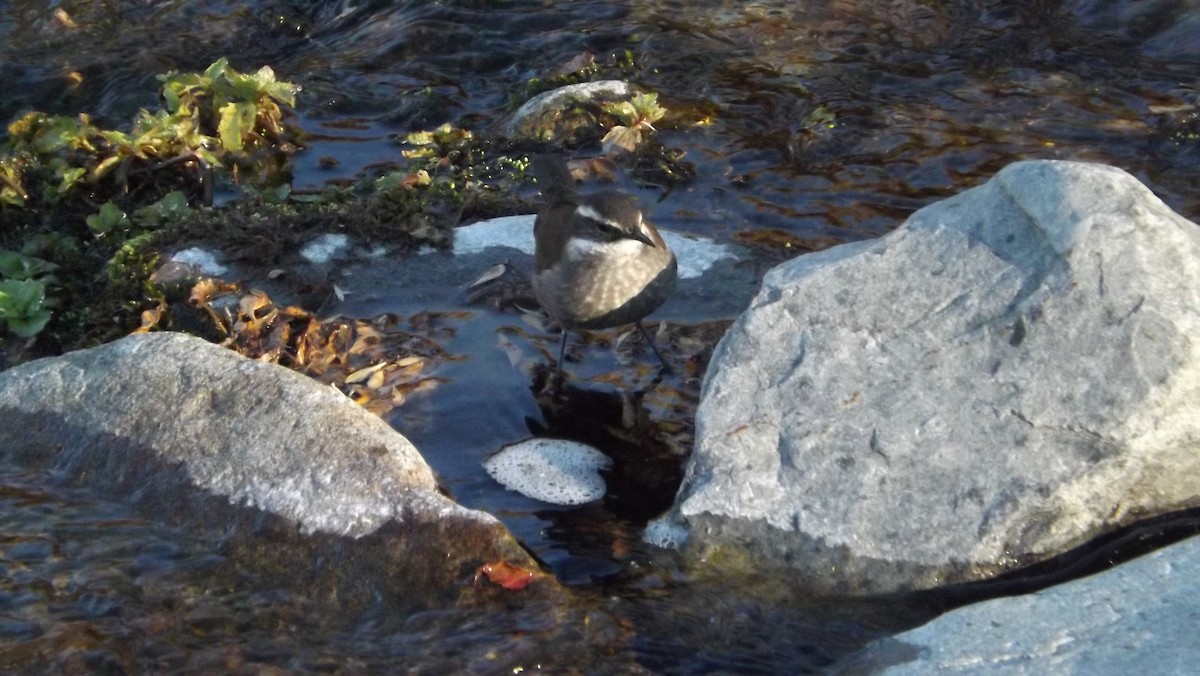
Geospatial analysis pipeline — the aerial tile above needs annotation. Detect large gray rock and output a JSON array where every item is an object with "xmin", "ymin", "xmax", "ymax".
[
  {"xmin": 651, "ymin": 160, "xmax": 1200, "ymax": 592},
  {"xmin": 844, "ymin": 534, "xmax": 1200, "ymax": 674},
  {"xmin": 0, "ymin": 332, "xmax": 545, "ymax": 610}
]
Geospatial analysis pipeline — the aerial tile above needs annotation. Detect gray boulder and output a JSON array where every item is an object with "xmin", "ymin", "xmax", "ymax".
[
  {"xmin": 0, "ymin": 332, "xmax": 545, "ymax": 610},
  {"xmin": 844, "ymin": 534, "xmax": 1200, "ymax": 674},
  {"xmin": 650, "ymin": 160, "xmax": 1200, "ymax": 592}
]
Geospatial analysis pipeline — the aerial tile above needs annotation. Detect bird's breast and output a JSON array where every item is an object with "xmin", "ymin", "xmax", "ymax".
[{"xmin": 533, "ymin": 245, "xmax": 676, "ymax": 330}]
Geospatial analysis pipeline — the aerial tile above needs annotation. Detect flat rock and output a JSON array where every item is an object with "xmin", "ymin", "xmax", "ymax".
[
  {"xmin": 651, "ymin": 160, "xmax": 1200, "ymax": 592},
  {"xmin": 0, "ymin": 332, "xmax": 545, "ymax": 610},
  {"xmin": 845, "ymin": 534, "xmax": 1200, "ymax": 674}
]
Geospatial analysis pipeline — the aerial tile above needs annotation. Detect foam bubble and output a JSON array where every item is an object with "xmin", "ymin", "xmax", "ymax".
[
  {"xmin": 483, "ymin": 438, "xmax": 612, "ymax": 505},
  {"xmin": 300, "ymin": 233, "xmax": 349, "ymax": 263},
  {"xmin": 170, "ymin": 247, "xmax": 228, "ymax": 276},
  {"xmin": 643, "ymin": 515, "xmax": 689, "ymax": 550}
]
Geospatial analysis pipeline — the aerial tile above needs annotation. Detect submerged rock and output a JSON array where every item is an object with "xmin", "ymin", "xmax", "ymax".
[
  {"xmin": 0, "ymin": 332, "xmax": 546, "ymax": 610},
  {"xmin": 652, "ymin": 160, "xmax": 1200, "ymax": 592}
]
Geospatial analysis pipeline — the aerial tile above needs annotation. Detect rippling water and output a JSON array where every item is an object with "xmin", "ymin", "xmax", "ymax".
[{"xmin": 3, "ymin": 0, "xmax": 1198, "ymax": 671}]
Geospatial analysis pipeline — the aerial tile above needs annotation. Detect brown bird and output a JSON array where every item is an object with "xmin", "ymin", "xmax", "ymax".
[{"xmin": 530, "ymin": 155, "xmax": 677, "ymax": 377}]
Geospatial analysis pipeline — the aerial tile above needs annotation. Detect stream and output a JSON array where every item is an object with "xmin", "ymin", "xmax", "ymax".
[{"xmin": 2, "ymin": 0, "xmax": 1198, "ymax": 672}]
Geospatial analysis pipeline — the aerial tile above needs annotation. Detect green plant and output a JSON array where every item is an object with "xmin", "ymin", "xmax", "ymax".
[
  {"xmin": 133, "ymin": 190, "xmax": 192, "ymax": 226},
  {"xmin": 0, "ymin": 58, "xmax": 304, "ymax": 355},
  {"xmin": 1, "ymin": 58, "xmax": 303, "ymax": 209},
  {"xmin": 401, "ymin": 123, "xmax": 474, "ymax": 162},
  {"xmin": 0, "ymin": 249, "xmax": 57, "ymax": 281},
  {"xmin": 159, "ymin": 57, "xmax": 300, "ymax": 155},
  {"xmin": 0, "ymin": 157, "xmax": 28, "ymax": 207},
  {"xmin": 0, "ymin": 279, "xmax": 52, "ymax": 338},
  {"xmin": 601, "ymin": 92, "xmax": 667, "ymax": 155},
  {"xmin": 85, "ymin": 202, "xmax": 130, "ymax": 238},
  {"xmin": 0, "ymin": 250, "xmax": 58, "ymax": 339}
]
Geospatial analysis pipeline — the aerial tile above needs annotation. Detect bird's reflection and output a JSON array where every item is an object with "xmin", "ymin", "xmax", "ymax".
[{"xmin": 527, "ymin": 365, "xmax": 685, "ymax": 526}]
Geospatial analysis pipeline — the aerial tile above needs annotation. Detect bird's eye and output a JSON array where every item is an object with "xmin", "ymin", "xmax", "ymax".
[{"xmin": 593, "ymin": 220, "xmax": 618, "ymax": 234}]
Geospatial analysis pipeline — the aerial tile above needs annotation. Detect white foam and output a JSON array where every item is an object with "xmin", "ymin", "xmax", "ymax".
[
  {"xmin": 300, "ymin": 233, "xmax": 350, "ymax": 263},
  {"xmin": 171, "ymin": 248, "xmax": 228, "ymax": 276},
  {"xmin": 483, "ymin": 438, "xmax": 612, "ymax": 505},
  {"xmin": 643, "ymin": 515, "xmax": 689, "ymax": 549},
  {"xmin": 453, "ymin": 215, "xmax": 737, "ymax": 278}
]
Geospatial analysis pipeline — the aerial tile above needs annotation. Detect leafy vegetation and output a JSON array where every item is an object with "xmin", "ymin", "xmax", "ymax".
[
  {"xmin": 0, "ymin": 278, "xmax": 52, "ymax": 339},
  {"xmin": 601, "ymin": 92, "xmax": 667, "ymax": 155},
  {"xmin": 0, "ymin": 51, "xmax": 681, "ymax": 364},
  {"xmin": 2, "ymin": 57, "xmax": 301, "ymax": 212},
  {"xmin": 0, "ymin": 59, "xmax": 303, "ymax": 353}
]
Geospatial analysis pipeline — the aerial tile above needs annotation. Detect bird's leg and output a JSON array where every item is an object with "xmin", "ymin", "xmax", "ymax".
[
  {"xmin": 636, "ymin": 320, "xmax": 671, "ymax": 372},
  {"xmin": 555, "ymin": 329, "xmax": 570, "ymax": 381}
]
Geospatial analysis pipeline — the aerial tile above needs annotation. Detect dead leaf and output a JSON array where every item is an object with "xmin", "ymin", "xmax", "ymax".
[
  {"xmin": 520, "ymin": 312, "xmax": 546, "ymax": 332},
  {"xmin": 373, "ymin": 313, "xmax": 403, "ymax": 328},
  {"xmin": 390, "ymin": 388, "xmax": 407, "ymax": 407},
  {"xmin": 52, "ymin": 8, "xmax": 77, "ymax": 29},
  {"xmin": 601, "ymin": 125, "xmax": 641, "ymax": 155},
  {"xmin": 576, "ymin": 156, "xmax": 618, "ymax": 182},
  {"xmin": 497, "ymin": 333, "xmax": 525, "ymax": 368},
  {"xmin": 238, "ymin": 292, "xmax": 271, "ymax": 318},
  {"xmin": 366, "ymin": 368, "xmax": 386, "ymax": 391},
  {"xmin": 411, "ymin": 378, "xmax": 442, "ymax": 394},
  {"xmin": 345, "ymin": 362, "xmax": 387, "ymax": 385},
  {"xmin": 468, "ymin": 263, "xmax": 508, "ymax": 289},
  {"xmin": 475, "ymin": 561, "xmax": 539, "ymax": 590},
  {"xmin": 613, "ymin": 328, "xmax": 634, "ymax": 350},
  {"xmin": 733, "ymin": 229, "xmax": 841, "ymax": 255}
]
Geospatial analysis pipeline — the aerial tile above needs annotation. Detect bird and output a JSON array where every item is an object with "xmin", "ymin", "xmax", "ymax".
[{"xmin": 530, "ymin": 155, "xmax": 677, "ymax": 379}]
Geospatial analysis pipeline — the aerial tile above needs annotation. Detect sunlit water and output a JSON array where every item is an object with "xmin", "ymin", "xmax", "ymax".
[{"xmin": 2, "ymin": 0, "xmax": 1198, "ymax": 671}]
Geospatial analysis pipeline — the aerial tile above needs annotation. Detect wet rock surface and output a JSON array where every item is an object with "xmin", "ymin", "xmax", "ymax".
[
  {"xmin": 0, "ymin": 332, "xmax": 549, "ymax": 612},
  {"xmin": 503, "ymin": 80, "xmax": 636, "ymax": 143},
  {"xmin": 845, "ymin": 533, "xmax": 1200, "ymax": 674},
  {"xmin": 656, "ymin": 160, "xmax": 1200, "ymax": 592}
]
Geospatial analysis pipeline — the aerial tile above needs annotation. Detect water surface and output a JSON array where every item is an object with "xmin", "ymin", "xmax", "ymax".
[{"xmin": 2, "ymin": 0, "xmax": 1198, "ymax": 671}]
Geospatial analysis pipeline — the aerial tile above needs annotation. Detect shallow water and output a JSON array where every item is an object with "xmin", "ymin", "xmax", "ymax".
[{"xmin": 3, "ymin": 0, "xmax": 1199, "ymax": 671}]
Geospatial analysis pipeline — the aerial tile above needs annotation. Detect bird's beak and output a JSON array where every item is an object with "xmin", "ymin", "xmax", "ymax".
[
  {"xmin": 628, "ymin": 229, "xmax": 656, "ymax": 248},
  {"xmin": 628, "ymin": 215, "xmax": 656, "ymax": 248}
]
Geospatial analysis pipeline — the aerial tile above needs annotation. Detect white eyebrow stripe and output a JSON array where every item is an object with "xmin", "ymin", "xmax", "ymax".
[{"xmin": 574, "ymin": 204, "xmax": 622, "ymax": 229}]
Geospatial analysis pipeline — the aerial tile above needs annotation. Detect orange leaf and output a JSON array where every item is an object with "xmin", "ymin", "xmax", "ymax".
[
  {"xmin": 476, "ymin": 561, "xmax": 538, "ymax": 590},
  {"xmin": 134, "ymin": 303, "xmax": 166, "ymax": 333}
]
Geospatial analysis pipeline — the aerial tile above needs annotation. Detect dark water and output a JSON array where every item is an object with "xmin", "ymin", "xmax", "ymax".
[{"xmin": 3, "ymin": 0, "xmax": 1199, "ymax": 671}]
